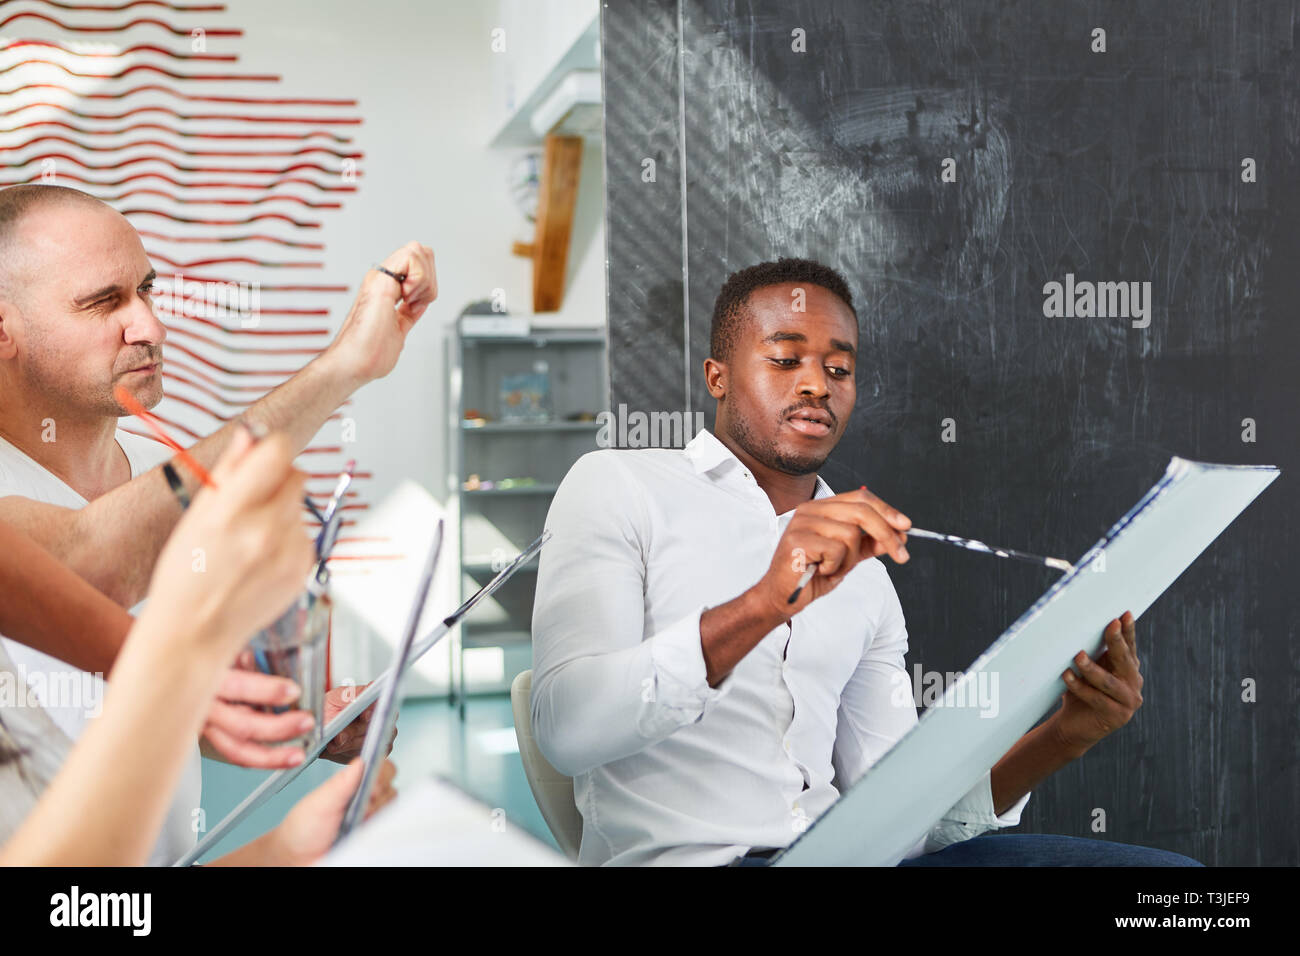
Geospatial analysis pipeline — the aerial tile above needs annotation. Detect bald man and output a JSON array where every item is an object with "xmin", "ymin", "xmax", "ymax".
[{"xmin": 0, "ymin": 183, "xmax": 435, "ymax": 864}]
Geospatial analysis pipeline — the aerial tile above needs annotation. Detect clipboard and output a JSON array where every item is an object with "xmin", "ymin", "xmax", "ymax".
[
  {"xmin": 175, "ymin": 529, "xmax": 552, "ymax": 866},
  {"xmin": 773, "ymin": 458, "xmax": 1278, "ymax": 866}
]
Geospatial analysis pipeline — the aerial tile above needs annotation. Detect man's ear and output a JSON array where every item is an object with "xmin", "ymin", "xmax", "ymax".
[
  {"xmin": 703, "ymin": 357, "xmax": 727, "ymax": 399},
  {"xmin": 0, "ymin": 301, "xmax": 18, "ymax": 360}
]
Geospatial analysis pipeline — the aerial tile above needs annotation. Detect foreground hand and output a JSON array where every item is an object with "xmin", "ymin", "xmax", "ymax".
[
  {"xmin": 1052, "ymin": 611, "xmax": 1143, "ymax": 756},
  {"xmin": 199, "ymin": 668, "xmax": 313, "ymax": 768},
  {"xmin": 143, "ymin": 426, "xmax": 314, "ymax": 660},
  {"xmin": 325, "ymin": 241, "xmax": 436, "ymax": 387},
  {"xmin": 756, "ymin": 486, "xmax": 911, "ymax": 618},
  {"xmin": 319, "ymin": 682, "xmax": 399, "ymax": 764},
  {"xmin": 267, "ymin": 758, "xmax": 398, "ymax": 866}
]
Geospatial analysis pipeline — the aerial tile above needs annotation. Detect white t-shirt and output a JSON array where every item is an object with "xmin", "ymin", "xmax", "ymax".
[{"xmin": 0, "ymin": 428, "xmax": 202, "ymax": 866}]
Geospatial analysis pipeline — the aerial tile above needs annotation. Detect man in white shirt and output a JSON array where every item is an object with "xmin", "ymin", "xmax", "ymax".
[
  {"xmin": 0, "ymin": 183, "xmax": 434, "ymax": 864},
  {"xmin": 532, "ymin": 256, "xmax": 1198, "ymax": 867}
]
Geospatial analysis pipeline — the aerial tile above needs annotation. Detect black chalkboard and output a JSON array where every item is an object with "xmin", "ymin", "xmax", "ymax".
[{"xmin": 603, "ymin": 0, "xmax": 1297, "ymax": 864}]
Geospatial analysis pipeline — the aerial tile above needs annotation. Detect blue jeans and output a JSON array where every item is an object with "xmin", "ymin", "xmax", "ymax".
[{"xmin": 895, "ymin": 833, "xmax": 1204, "ymax": 867}]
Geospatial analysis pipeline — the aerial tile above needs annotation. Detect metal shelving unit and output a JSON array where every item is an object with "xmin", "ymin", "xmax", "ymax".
[{"xmin": 446, "ymin": 316, "xmax": 607, "ymax": 718}]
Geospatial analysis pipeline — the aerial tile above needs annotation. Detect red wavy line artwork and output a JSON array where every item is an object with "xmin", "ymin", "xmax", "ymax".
[
  {"xmin": 161, "ymin": 369, "xmax": 268, "ymax": 407},
  {"xmin": 162, "ymin": 338, "xmax": 300, "ymax": 377},
  {"xmin": 1, "ymin": 133, "xmax": 361, "ymax": 158},
  {"xmin": 158, "ymin": 306, "xmax": 330, "ymax": 332},
  {"xmin": 0, "ymin": 58, "xmax": 278, "ymax": 81},
  {"xmin": 162, "ymin": 324, "xmax": 324, "ymax": 356},
  {"xmin": 1, "ymin": 39, "xmax": 235, "ymax": 60},
  {"xmin": 0, "ymin": 120, "xmax": 354, "ymax": 141},
  {"xmin": 121, "ymin": 208, "xmax": 322, "ymax": 227},
  {"xmin": 2, "ymin": 100, "xmax": 362, "ymax": 122},
  {"xmin": 146, "ymin": 251, "xmax": 323, "ymax": 269},
  {"xmin": 158, "ymin": 311, "xmax": 329, "ymax": 335},
  {"xmin": 162, "ymin": 356, "xmax": 287, "ymax": 394},
  {"xmin": 2, "ymin": 82, "xmax": 356, "ymax": 105},
  {"xmin": 136, "ymin": 229, "xmax": 324, "ymax": 248},
  {"xmin": 157, "ymin": 277, "xmax": 346, "ymax": 291},
  {"xmin": 164, "ymin": 368, "xmax": 290, "ymax": 405},
  {"xmin": 2, "ymin": 3, "xmax": 386, "ymax": 570},
  {"xmin": 0, "ymin": 171, "xmax": 358, "ymax": 193},
  {"xmin": 153, "ymin": 300, "xmax": 329, "ymax": 316},
  {"xmin": 7, "ymin": 2, "xmax": 226, "ymax": 12},
  {"xmin": 98, "ymin": 189, "xmax": 343, "ymax": 209},
  {"xmin": 5, "ymin": 152, "xmax": 355, "ymax": 177},
  {"xmin": 0, "ymin": 12, "xmax": 240, "ymax": 35}
]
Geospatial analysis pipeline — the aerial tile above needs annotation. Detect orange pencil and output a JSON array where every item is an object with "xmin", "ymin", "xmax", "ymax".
[{"xmin": 113, "ymin": 384, "xmax": 216, "ymax": 488}]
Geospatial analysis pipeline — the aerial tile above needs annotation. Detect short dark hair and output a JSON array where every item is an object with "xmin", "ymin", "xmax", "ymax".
[{"xmin": 709, "ymin": 257, "xmax": 856, "ymax": 362}]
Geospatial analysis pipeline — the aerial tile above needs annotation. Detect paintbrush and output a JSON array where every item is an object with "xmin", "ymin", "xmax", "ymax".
[
  {"xmin": 310, "ymin": 460, "xmax": 355, "ymax": 585},
  {"xmin": 786, "ymin": 526, "xmax": 1073, "ymax": 604},
  {"xmin": 314, "ymin": 460, "xmax": 354, "ymax": 553},
  {"xmin": 903, "ymin": 527, "xmax": 1074, "ymax": 573}
]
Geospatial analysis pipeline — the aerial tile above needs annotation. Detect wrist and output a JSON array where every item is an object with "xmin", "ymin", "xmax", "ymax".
[
  {"xmin": 129, "ymin": 607, "xmax": 232, "ymax": 678},
  {"xmin": 741, "ymin": 582, "xmax": 791, "ymax": 633},
  {"xmin": 311, "ymin": 342, "xmax": 369, "ymax": 397},
  {"xmin": 134, "ymin": 595, "xmax": 240, "ymax": 669},
  {"xmin": 1047, "ymin": 712, "xmax": 1092, "ymax": 760}
]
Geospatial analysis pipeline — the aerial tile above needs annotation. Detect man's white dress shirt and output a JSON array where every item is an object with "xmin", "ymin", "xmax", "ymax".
[
  {"xmin": 531, "ymin": 428, "xmax": 1030, "ymax": 866},
  {"xmin": 0, "ymin": 429, "xmax": 202, "ymax": 867}
]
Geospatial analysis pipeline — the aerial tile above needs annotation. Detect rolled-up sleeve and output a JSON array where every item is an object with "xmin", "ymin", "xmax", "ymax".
[
  {"xmin": 832, "ymin": 560, "xmax": 1031, "ymax": 861},
  {"xmin": 530, "ymin": 452, "xmax": 730, "ymax": 777},
  {"xmin": 915, "ymin": 770, "xmax": 1032, "ymax": 855}
]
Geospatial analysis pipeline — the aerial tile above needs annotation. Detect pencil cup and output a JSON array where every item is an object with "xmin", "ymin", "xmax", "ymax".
[{"xmin": 247, "ymin": 586, "xmax": 331, "ymax": 748}]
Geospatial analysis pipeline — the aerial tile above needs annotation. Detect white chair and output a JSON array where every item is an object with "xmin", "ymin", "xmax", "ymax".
[{"xmin": 510, "ymin": 669, "xmax": 583, "ymax": 860}]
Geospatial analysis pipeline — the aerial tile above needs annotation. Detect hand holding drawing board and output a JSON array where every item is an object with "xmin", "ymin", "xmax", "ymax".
[{"xmin": 775, "ymin": 457, "xmax": 1279, "ymax": 867}]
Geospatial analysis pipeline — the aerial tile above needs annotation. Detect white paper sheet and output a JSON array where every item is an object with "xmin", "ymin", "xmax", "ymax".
[{"xmin": 320, "ymin": 776, "xmax": 570, "ymax": 867}]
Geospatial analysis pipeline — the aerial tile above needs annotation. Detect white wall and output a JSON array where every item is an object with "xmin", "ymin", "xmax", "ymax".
[
  {"xmin": 221, "ymin": 0, "xmax": 605, "ymax": 690},
  {"xmin": 224, "ymin": 0, "xmax": 603, "ymax": 503},
  {"xmin": 492, "ymin": 0, "xmax": 600, "ymax": 124}
]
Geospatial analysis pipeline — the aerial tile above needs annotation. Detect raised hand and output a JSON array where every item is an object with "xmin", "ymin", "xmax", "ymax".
[{"xmin": 322, "ymin": 241, "xmax": 437, "ymax": 388}]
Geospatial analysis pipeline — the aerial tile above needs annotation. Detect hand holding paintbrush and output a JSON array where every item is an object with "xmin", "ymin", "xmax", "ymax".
[
  {"xmin": 780, "ymin": 486, "xmax": 1076, "ymax": 606},
  {"xmin": 752, "ymin": 486, "xmax": 913, "ymax": 616}
]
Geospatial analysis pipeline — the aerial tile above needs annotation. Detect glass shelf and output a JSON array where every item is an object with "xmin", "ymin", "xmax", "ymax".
[
  {"xmin": 461, "ymin": 420, "xmax": 600, "ymax": 433},
  {"xmin": 461, "ymin": 484, "xmax": 560, "ymax": 497}
]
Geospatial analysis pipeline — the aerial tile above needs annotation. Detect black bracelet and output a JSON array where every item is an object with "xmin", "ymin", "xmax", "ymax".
[
  {"xmin": 373, "ymin": 265, "xmax": 407, "ymax": 285},
  {"xmin": 162, "ymin": 461, "xmax": 191, "ymax": 511}
]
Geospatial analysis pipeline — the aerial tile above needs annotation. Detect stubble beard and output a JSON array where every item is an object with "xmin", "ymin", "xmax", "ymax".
[
  {"xmin": 21, "ymin": 337, "xmax": 163, "ymax": 421},
  {"xmin": 726, "ymin": 404, "xmax": 829, "ymax": 476}
]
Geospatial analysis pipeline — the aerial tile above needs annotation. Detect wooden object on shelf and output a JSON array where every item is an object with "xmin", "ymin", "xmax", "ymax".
[{"xmin": 512, "ymin": 133, "xmax": 584, "ymax": 312}]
